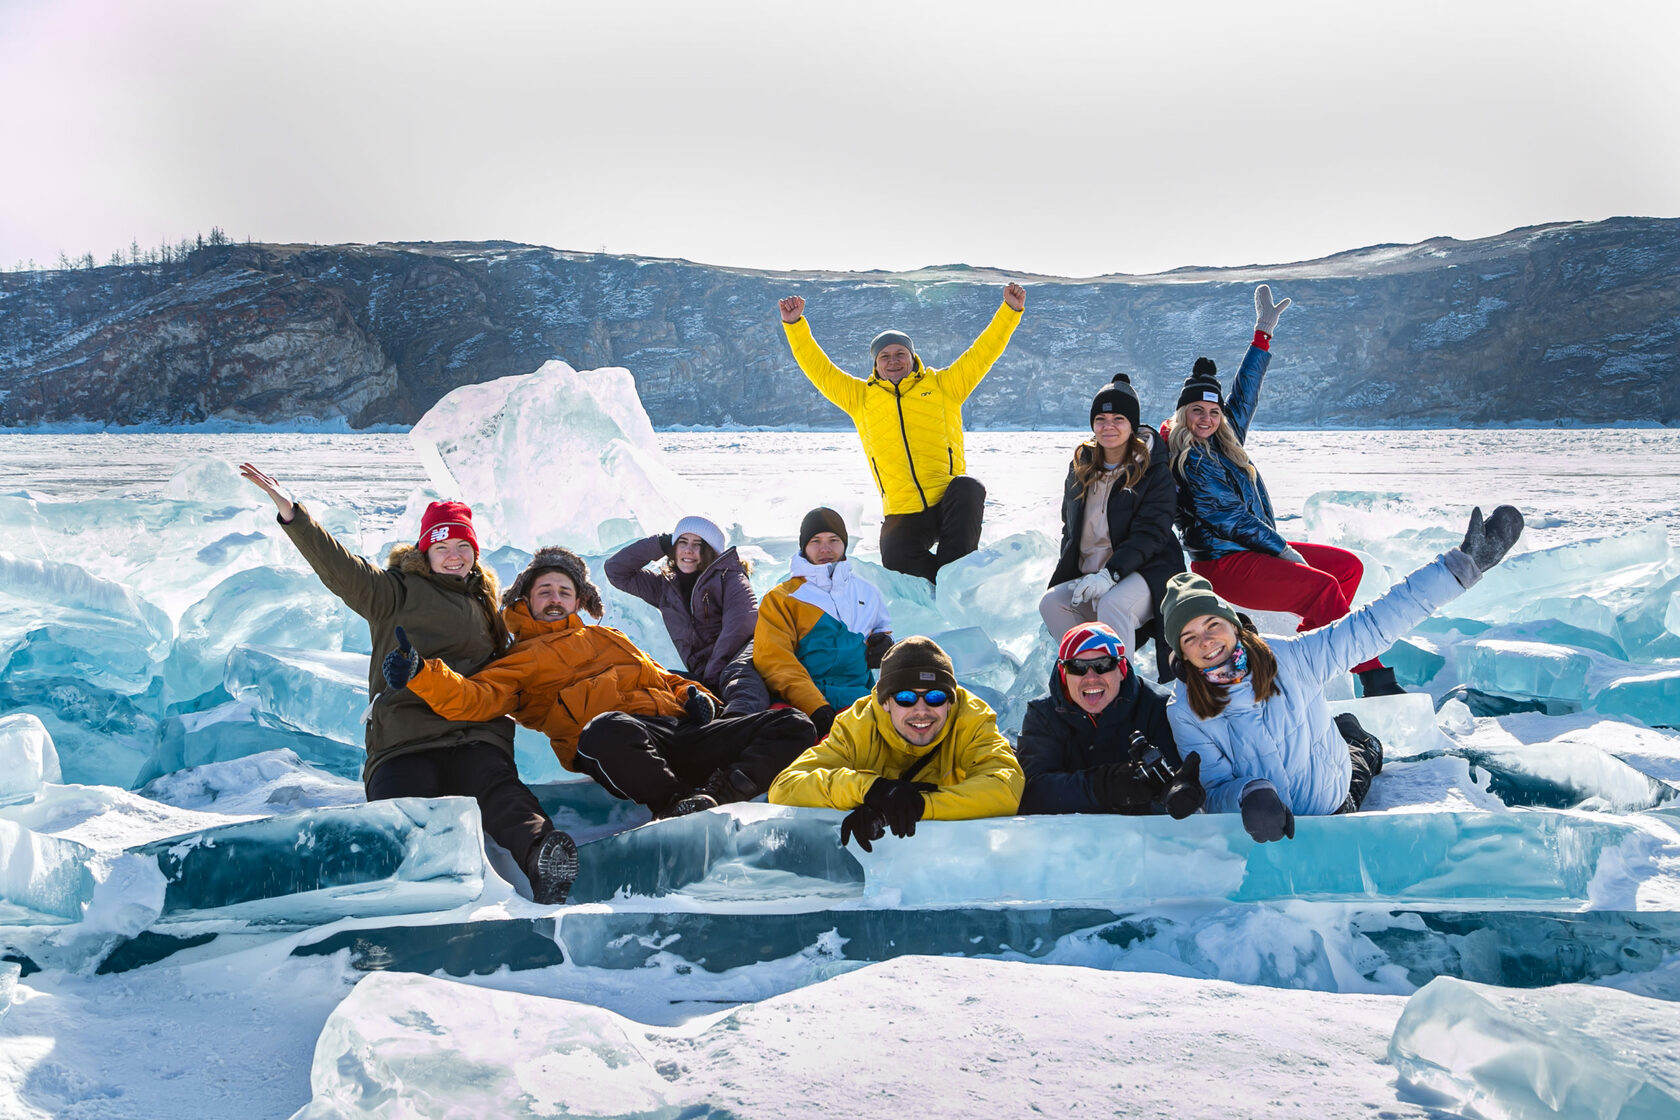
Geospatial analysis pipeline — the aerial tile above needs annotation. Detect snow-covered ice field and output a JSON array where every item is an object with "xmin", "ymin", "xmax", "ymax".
[{"xmin": 3, "ymin": 366, "xmax": 1680, "ymax": 1119}]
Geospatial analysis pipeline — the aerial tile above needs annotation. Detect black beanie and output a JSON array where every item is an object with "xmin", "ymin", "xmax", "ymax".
[
  {"xmin": 1175, "ymin": 357, "xmax": 1223, "ymax": 412},
  {"xmin": 875, "ymin": 636, "xmax": 958, "ymax": 701},
  {"xmin": 799, "ymin": 507, "xmax": 849, "ymax": 555},
  {"xmin": 1089, "ymin": 373, "xmax": 1141, "ymax": 429}
]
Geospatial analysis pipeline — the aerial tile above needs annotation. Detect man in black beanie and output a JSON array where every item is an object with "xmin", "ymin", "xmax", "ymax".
[
  {"xmin": 776, "ymin": 282, "xmax": 1028, "ymax": 583},
  {"xmin": 769, "ymin": 635, "xmax": 1024, "ymax": 850}
]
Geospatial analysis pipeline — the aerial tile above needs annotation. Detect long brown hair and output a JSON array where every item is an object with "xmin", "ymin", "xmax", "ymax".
[
  {"xmin": 1168, "ymin": 404, "xmax": 1257, "ymax": 481},
  {"xmin": 1072, "ymin": 431, "xmax": 1150, "ymax": 494},
  {"xmin": 661, "ymin": 541, "xmax": 755, "ymax": 578},
  {"xmin": 1182, "ymin": 628, "xmax": 1279, "ymax": 720}
]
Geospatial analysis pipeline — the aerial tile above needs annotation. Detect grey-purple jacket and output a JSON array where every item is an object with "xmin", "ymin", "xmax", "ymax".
[{"xmin": 604, "ymin": 535, "xmax": 760, "ymax": 686}]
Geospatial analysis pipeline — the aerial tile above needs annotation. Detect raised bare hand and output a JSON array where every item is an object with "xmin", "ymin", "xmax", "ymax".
[
  {"xmin": 1003, "ymin": 282, "xmax": 1025, "ymax": 312},
  {"xmin": 239, "ymin": 462, "xmax": 295, "ymax": 522},
  {"xmin": 778, "ymin": 296, "xmax": 805, "ymax": 324}
]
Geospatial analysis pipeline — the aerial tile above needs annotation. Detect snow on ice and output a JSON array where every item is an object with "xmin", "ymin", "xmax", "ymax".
[{"xmin": 1, "ymin": 365, "xmax": 1680, "ymax": 1117}]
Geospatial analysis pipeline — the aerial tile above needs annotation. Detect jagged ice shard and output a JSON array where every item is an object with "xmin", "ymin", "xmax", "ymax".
[
  {"xmin": 409, "ymin": 360, "xmax": 706, "ymax": 553},
  {"xmin": 0, "ymin": 818, "xmax": 97, "ymax": 926},
  {"xmin": 0, "ymin": 713, "xmax": 61, "ymax": 806}
]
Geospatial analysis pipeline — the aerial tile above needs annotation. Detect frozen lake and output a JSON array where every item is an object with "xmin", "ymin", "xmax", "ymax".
[{"xmin": 3, "ymin": 427, "xmax": 1677, "ymax": 550}]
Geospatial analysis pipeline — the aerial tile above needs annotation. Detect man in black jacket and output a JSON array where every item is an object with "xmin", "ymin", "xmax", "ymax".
[{"xmin": 1016, "ymin": 623, "xmax": 1203, "ymax": 817}]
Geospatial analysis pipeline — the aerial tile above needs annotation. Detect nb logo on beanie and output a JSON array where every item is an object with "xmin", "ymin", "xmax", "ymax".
[{"xmin": 919, "ymin": 671, "xmax": 936, "ymax": 681}]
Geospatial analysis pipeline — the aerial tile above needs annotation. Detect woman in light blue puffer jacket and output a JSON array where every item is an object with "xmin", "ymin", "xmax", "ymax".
[{"xmin": 1160, "ymin": 506, "xmax": 1524, "ymax": 843}]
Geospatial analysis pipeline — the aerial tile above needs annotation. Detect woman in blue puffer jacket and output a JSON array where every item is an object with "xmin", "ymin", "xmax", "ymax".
[
  {"xmin": 1160, "ymin": 506, "xmax": 1523, "ymax": 842},
  {"xmin": 1169, "ymin": 284, "xmax": 1402, "ymax": 699}
]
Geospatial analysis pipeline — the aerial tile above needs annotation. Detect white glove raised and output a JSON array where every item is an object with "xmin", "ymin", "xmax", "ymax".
[
  {"xmin": 1069, "ymin": 569, "xmax": 1118, "ymax": 607},
  {"xmin": 1254, "ymin": 284, "xmax": 1291, "ymax": 337}
]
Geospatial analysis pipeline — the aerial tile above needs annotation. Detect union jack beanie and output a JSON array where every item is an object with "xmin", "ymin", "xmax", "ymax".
[
  {"xmin": 417, "ymin": 500, "xmax": 479, "ymax": 555},
  {"xmin": 1056, "ymin": 622, "xmax": 1129, "ymax": 698}
]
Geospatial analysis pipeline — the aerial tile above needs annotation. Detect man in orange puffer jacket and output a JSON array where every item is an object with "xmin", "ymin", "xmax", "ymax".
[{"xmin": 393, "ymin": 547, "xmax": 813, "ymax": 818}]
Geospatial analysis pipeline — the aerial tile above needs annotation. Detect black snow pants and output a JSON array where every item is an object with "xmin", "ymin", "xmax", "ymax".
[
  {"xmin": 692, "ymin": 641, "xmax": 771, "ymax": 716},
  {"xmin": 365, "ymin": 741, "xmax": 554, "ymax": 868},
  {"xmin": 878, "ymin": 475, "xmax": 986, "ymax": 583},
  {"xmin": 571, "ymin": 707, "xmax": 813, "ymax": 814},
  {"xmin": 1334, "ymin": 714, "xmax": 1385, "ymax": 814}
]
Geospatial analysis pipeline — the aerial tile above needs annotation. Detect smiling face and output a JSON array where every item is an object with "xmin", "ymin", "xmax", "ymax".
[
  {"xmin": 1185, "ymin": 400, "xmax": 1224, "ymax": 441},
  {"xmin": 1065, "ymin": 651, "xmax": 1124, "ymax": 714},
  {"xmin": 873, "ymin": 343, "xmax": 914, "ymax": 384},
  {"xmin": 888, "ymin": 693, "xmax": 951, "ymax": 747},
  {"xmin": 1179, "ymin": 614, "xmax": 1240, "ymax": 671},
  {"xmin": 1091, "ymin": 412, "xmax": 1134, "ymax": 460},
  {"xmin": 673, "ymin": 532, "xmax": 706, "ymax": 574},
  {"xmin": 425, "ymin": 538, "xmax": 475, "ymax": 577},
  {"xmin": 803, "ymin": 531, "xmax": 846, "ymax": 565},
  {"xmin": 528, "ymin": 571, "xmax": 579, "ymax": 621}
]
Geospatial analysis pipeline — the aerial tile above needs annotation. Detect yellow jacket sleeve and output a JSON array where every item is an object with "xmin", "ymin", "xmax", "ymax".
[
  {"xmin": 922, "ymin": 706, "xmax": 1025, "ymax": 821},
  {"xmin": 768, "ymin": 704, "xmax": 879, "ymax": 809},
  {"xmin": 782, "ymin": 317, "xmax": 867, "ymax": 417},
  {"xmin": 407, "ymin": 652, "xmax": 529, "ymax": 723},
  {"xmin": 940, "ymin": 302, "xmax": 1023, "ymax": 401},
  {"xmin": 753, "ymin": 588, "xmax": 829, "ymax": 715}
]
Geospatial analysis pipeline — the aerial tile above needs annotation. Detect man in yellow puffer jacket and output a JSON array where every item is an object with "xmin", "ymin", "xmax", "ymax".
[
  {"xmin": 777, "ymin": 282, "xmax": 1026, "ymax": 582},
  {"xmin": 769, "ymin": 636, "xmax": 1024, "ymax": 851}
]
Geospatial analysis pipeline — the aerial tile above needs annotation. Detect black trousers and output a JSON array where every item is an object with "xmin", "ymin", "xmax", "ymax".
[
  {"xmin": 878, "ymin": 475, "xmax": 986, "ymax": 582},
  {"xmin": 365, "ymin": 742, "xmax": 553, "ymax": 868},
  {"xmin": 571, "ymin": 707, "xmax": 813, "ymax": 813},
  {"xmin": 692, "ymin": 641, "xmax": 770, "ymax": 716},
  {"xmin": 1336, "ymin": 718, "xmax": 1384, "ymax": 814}
]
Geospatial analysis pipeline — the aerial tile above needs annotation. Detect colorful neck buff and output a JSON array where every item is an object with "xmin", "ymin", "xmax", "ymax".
[{"xmin": 1202, "ymin": 643, "xmax": 1248, "ymax": 686}]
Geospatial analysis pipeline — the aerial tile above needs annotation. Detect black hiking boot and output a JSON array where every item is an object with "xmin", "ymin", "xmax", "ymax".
[
  {"xmin": 525, "ymin": 830, "xmax": 578, "ymax": 906},
  {"xmin": 663, "ymin": 791, "xmax": 719, "ymax": 817},
  {"xmin": 700, "ymin": 766, "xmax": 759, "ymax": 805},
  {"xmin": 1356, "ymin": 665, "xmax": 1406, "ymax": 698},
  {"xmin": 1333, "ymin": 712, "xmax": 1384, "ymax": 776}
]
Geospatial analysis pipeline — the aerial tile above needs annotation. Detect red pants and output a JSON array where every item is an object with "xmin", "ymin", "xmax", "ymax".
[{"xmin": 1191, "ymin": 542, "xmax": 1384, "ymax": 674}]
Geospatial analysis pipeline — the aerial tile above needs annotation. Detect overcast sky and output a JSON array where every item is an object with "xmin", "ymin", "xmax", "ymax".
[{"xmin": 2, "ymin": 0, "xmax": 1676, "ymax": 277}]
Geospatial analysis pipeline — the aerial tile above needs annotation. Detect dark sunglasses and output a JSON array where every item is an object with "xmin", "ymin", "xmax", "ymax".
[
  {"xmin": 890, "ymin": 688, "xmax": 951, "ymax": 708},
  {"xmin": 1060, "ymin": 655, "xmax": 1121, "ymax": 676}
]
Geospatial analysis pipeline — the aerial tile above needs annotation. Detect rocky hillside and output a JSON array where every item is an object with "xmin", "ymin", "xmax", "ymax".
[{"xmin": 1, "ymin": 218, "xmax": 1676, "ymax": 428}]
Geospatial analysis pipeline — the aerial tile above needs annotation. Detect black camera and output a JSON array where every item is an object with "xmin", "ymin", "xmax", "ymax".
[{"xmin": 1127, "ymin": 731, "xmax": 1175, "ymax": 793}]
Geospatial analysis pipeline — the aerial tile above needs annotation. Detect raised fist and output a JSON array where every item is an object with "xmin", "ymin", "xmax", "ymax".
[
  {"xmin": 1003, "ymin": 283, "xmax": 1025, "ymax": 312},
  {"xmin": 778, "ymin": 296, "xmax": 805, "ymax": 324}
]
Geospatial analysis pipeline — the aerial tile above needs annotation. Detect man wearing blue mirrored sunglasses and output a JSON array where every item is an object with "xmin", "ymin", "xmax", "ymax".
[{"xmin": 770, "ymin": 636, "xmax": 1023, "ymax": 851}]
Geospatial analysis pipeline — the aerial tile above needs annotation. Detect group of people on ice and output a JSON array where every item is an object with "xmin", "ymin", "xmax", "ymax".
[{"xmin": 238, "ymin": 280, "xmax": 1525, "ymax": 905}]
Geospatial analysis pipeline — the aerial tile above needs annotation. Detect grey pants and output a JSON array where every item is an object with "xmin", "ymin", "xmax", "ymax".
[{"xmin": 1039, "ymin": 572, "xmax": 1154, "ymax": 649}]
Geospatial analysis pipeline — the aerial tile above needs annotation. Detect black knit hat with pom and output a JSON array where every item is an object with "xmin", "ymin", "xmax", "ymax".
[
  {"xmin": 1175, "ymin": 357, "xmax": 1224, "ymax": 411},
  {"xmin": 1090, "ymin": 373, "xmax": 1141, "ymax": 429}
]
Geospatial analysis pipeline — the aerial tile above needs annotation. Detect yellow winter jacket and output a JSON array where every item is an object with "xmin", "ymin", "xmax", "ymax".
[
  {"xmin": 782, "ymin": 302, "xmax": 1023, "ymax": 515},
  {"xmin": 768, "ymin": 687, "xmax": 1024, "ymax": 820}
]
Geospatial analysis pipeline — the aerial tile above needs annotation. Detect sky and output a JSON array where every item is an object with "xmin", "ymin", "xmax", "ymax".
[{"xmin": 2, "ymin": 0, "xmax": 1677, "ymax": 278}]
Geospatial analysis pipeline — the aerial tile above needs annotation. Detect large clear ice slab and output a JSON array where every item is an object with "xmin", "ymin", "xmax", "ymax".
[
  {"xmin": 1451, "ymin": 526, "xmax": 1673, "ymax": 625},
  {"xmin": 933, "ymin": 531, "xmax": 1060, "ymax": 659},
  {"xmin": 1458, "ymin": 639, "xmax": 1594, "ymax": 703},
  {"xmin": 0, "ymin": 818, "xmax": 97, "ymax": 926},
  {"xmin": 1596, "ymin": 669, "xmax": 1680, "ymax": 730},
  {"xmin": 165, "ymin": 567, "xmax": 368, "ymax": 705},
  {"xmin": 409, "ymin": 360, "xmax": 704, "ymax": 553},
  {"xmin": 224, "ymin": 644, "xmax": 370, "ymax": 745},
  {"xmin": 0, "ymin": 713, "xmax": 60, "ymax": 805},
  {"xmin": 1390, "ymin": 976, "xmax": 1680, "ymax": 1119},
  {"xmin": 138, "ymin": 748, "xmax": 364, "ymax": 816},
  {"xmin": 570, "ymin": 803, "xmax": 1678, "ymax": 911},
  {"xmin": 132, "ymin": 796, "xmax": 483, "ymax": 926},
  {"xmin": 1327, "ymin": 694, "xmax": 1455, "ymax": 760}
]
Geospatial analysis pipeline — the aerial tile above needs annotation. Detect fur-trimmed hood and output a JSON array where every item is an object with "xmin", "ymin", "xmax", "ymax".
[
  {"xmin": 387, "ymin": 543, "xmax": 502, "ymax": 602},
  {"xmin": 503, "ymin": 546, "xmax": 605, "ymax": 619}
]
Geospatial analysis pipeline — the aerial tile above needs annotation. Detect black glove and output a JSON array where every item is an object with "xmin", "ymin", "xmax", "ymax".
[
  {"xmin": 659, "ymin": 533, "xmax": 675, "ymax": 560},
  {"xmin": 1091, "ymin": 762, "xmax": 1165, "ymax": 814},
  {"xmin": 1163, "ymin": 753, "xmax": 1206, "ymax": 820},
  {"xmin": 865, "ymin": 632, "xmax": 894, "ymax": 670},
  {"xmin": 1460, "ymin": 505, "xmax": 1524, "ymax": 573},
  {"xmin": 863, "ymin": 778, "xmax": 938, "ymax": 838},
  {"xmin": 683, "ymin": 685, "xmax": 715, "ymax": 726},
  {"xmin": 381, "ymin": 626, "xmax": 422, "ymax": 689},
  {"xmin": 839, "ymin": 806, "xmax": 887, "ymax": 852},
  {"xmin": 810, "ymin": 705, "xmax": 836, "ymax": 741},
  {"xmin": 1240, "ymin": 786, "xmax": 1295, "ymax": 843}
]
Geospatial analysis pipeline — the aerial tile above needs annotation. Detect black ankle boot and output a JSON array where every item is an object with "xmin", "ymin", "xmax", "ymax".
[
  {"xmin": 1357, "ymin": 666, "xmax": 1405, "ymax": 698},
  {"xmin": 524, "ymin": 830, "xmax": 578, "ymax": 906}
]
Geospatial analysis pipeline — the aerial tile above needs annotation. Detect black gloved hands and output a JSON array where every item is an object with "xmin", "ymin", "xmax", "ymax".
[
  {"xmin": 683, "ymin": 685, "xmax": 715, "ymax": 726},
  {"xmin": 865, "ymin": 631, "xmax": 894, "ymax": 670},
  {"xmin": 863, "ymin": 777, "xmax": 938, "ymax": 838},
  {"xmin": 1240, "ymin": 786, "xmax": 1295, "ymax": 843},
  {"xmin": 659, "ymin": 533, "xmax": 675, "ymax": 560},
  {"xmin": 382, "ymin": 626, "xmax": 422, "ymax": 689},
  {"xmin": 1163, "ymin": 753, "xmax": 1206, "ymax": 820},
  {"xmin": 1254, "ymin": 284, "xmax": 1291, "ymax": 337},
  {"xmin": 1461, "ymin": 505, "xmax": 1524, "ymax": 572},
  {"xmin": 840, "ymin": 806, "xmax": 887, "ymax": 852},
  {"xmin": 809, "ymin": 705, "xmax": 836, "ymax": 741}
]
